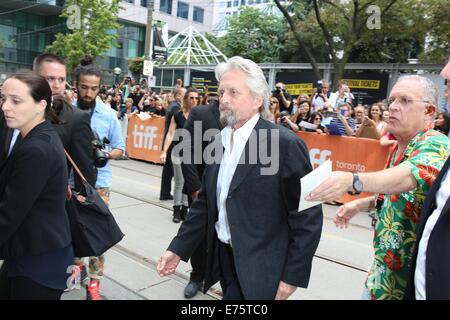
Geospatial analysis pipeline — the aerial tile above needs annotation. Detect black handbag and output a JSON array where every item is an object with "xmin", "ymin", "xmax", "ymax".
[{"xmin": 65, "ymin": 150, "xmax": 124, "ymax": 257}]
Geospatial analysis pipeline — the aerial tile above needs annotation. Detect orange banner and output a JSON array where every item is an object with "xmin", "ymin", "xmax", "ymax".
[
  {"xmin": 125, "ymin": 115, "xmax": 391, "ymax": 204},
  {"xmin": 126, "ymin": 114, "xmax": 165, "ymax": 163},
  {"xmin": 297, "ymin": 132, "xmax": 391, "ymax": 203}
]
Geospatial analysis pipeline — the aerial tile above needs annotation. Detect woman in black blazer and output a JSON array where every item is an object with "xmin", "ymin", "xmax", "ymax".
[{"xmin": 0, "ymin": 71, "xmax": 73, "ymax": 300}]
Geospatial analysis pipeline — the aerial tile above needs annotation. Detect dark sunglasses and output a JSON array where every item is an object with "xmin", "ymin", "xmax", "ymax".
[{"xmin": 189, "ymin": 96, "xmax": 200, "ymax": 100}]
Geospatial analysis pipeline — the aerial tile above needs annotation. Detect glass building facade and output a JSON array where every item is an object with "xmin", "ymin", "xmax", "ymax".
[{"xmin": 0, "ymin": 1, "xmax": 145, "ymax": 78}]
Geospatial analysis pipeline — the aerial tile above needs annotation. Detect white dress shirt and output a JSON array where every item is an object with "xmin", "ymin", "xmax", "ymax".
[
  {"xmin": 8, "ymin": 129, "xmax": 20, "ymax": 156},
  {"xmin": 215, "ymin": 113, "xmax": 260, "ymax": 245},
  {"xmin": 415, "ymin": 169, "xmax": 450, "ymax": 300}
]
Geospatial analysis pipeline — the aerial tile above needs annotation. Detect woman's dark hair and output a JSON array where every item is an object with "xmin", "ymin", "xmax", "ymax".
[
  {"xmin": 73, "ymin": 55, "xmax": 102, "ymax": 82},
  {"xmin": 7, "ymin": 70, "xmax": 61, "ymax": 124},
  {"xmin": 435, "ymin": 112, "xmax": 450, "ymax": 136},
  {"xmin": 368, "ymin": 103, "xmax": 383, "ymax": 121},
  {"xmin": 308, "ymin": 112, "xmax": 322, "ymax": 124}
]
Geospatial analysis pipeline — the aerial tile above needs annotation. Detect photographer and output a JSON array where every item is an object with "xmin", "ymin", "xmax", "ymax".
[
  {"xmin": 73, "ymin": 56, "xmax": 125, "ymax": 300},
  {"xmin": 272, "ymin": 82, "xmax": 293, "ymax": 113},
  {"xmin": 278, "ymin": 110, "xmax": 299, "ymax": 132},
  {"xmin": 118, "ymin": 76, "xmax": 133, "ymax": 101},
  {"xmin": 311, "ymin": 79, "xmax": 330, "ymax": 112},
  {"xmin": 329, "ymin": 82, "xmax": 353, "ymax": 110},
  {"xmin": 328, "ymin": 102, "xmax": 356, "ymax": 136}
]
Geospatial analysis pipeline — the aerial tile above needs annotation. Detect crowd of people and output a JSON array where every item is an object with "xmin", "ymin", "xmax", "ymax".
[
  {"xmin": 268, "ymin": 79, "xmax": 450, "ymax": 140},
  {"xmin": 0, "ymin": 51, "xmax": 449, "ymax": 301}
]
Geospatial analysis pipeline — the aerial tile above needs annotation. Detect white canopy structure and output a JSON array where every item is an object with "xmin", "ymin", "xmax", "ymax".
[{"xmin": 166, "ymin": 26, "xmax": 227, "ymax": 65}]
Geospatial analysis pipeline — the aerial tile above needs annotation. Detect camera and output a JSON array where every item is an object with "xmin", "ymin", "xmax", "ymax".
[
  {"xmin": 279, "ymin": 110, "xmax": 290, "ymax": 122},
  {"xmin": 91, "ymin": 131, "xmax": 110, "ymax": 168},
  {"xmin": 316, "ymin": 80, "xmax": 323, "ymax": 95}
]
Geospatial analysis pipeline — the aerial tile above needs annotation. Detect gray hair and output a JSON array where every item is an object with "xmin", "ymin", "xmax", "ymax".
[
  {"xmin": 397, "ymin": 75, "xmax": 439, "ymax": 111},
  {"xmin": 215, "ymin": 56, "xmax": 270, "ymax": 119}
]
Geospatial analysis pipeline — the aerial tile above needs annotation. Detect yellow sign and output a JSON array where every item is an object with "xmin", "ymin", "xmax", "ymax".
[
  {"xmin": 342, "ymin": 79, "xmax": 380, "ymax": 89},
  {"xmin": 285, "ymin": 83, "xmax": 314, "ymax": 95}
]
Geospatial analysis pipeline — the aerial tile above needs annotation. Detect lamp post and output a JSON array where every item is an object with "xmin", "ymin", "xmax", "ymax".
[{"xmin": 113, "ymin": 67, "xmax": 122, "ymax": 86}]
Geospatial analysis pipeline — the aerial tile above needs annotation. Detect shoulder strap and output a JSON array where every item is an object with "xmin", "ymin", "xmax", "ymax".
[{"xmin": 64, "ymin": 149, "xmax": 88, "ymax": 184}]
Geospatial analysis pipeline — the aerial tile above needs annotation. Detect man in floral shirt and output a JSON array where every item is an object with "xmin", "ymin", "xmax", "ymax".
[{"xmin": 307, "ymin": 75, "xmax": 450, "ymax": 299}]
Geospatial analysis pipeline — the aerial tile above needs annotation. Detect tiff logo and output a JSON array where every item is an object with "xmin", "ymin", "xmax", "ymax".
[{"xmin": 132, "ymin": 125, "xmax": 159, "ymax": 151}]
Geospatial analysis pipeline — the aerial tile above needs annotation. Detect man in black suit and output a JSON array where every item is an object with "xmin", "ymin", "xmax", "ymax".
[
  {"xmin": 160, "ymin": 87, "xmax": 186, "ymax": 200},
  {"xmin": 33, "ymin": 53, "xmax": 96, "ymax": 189},
  {"xmin": 158, "ymin": 56, "xmax": 323, "ymax": 300},
  {"xmin": 405, "ymin": 60, "xmax": 450, "ymax": 300},
  {"xmin": 179, "ymin": 99, "xmax": 222, "ymax": 298}
]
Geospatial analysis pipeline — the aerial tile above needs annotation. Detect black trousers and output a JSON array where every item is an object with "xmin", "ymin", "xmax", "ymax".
[
  {"xmin": 218, "ymin": 242, "xmax": 245, "ymax": 300},
  {"xmin": 189, "ymin": 238, "xmax": 206, "ymax": 283},
  {"xmin": 0, "ymin": 264, "xmax": 63, "ymax": 300},
  {"xmin": 160, "ymin": 144, "xmax": 174, "ymax": 198}
]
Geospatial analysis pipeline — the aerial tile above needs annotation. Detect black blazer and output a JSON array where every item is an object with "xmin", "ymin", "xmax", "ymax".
[
  {"xmin": 405, "ymin": 156, "xmax": 450, "ymax": 300},
  {"xmin": 1, "ymin": 102, "xmax": 97, "ymax": 190},
  {"xmin": 52, "ymin": 99, "xmax": 97, "ymax": 190},
  {"xmin": 181, "ymin": 100, "xmax": 222, "ymax": 194},
  {"xmin": 0, "ymin": 121, "xmax": 72, "ymax": 259},
  {"xmin": 0, "ymin": 110, "xmax": 8, "ymax": 166},
  {"xmin": 168, "ymin": 118, "xmax": 323, "ymax": 299}
]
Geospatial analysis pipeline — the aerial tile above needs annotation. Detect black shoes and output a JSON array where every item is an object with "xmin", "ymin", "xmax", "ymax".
[
  {"xmin": 181, "ymin": 205, "xmax": 188, "ymax": 221},
  {"xmin": 159, "ymin": 194, "xmax": 174, "ymax": 200},
  {"xmin": 184, "ymin": 281, "xmax": 203, "ymax": 299},
  {"xmin": 173, "ymin": 206, "xmax": 182, "ymax": 223}
]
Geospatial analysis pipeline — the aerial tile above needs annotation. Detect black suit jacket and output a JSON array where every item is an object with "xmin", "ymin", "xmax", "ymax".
[
  {"xmin": 168, "ymin": 118, "xmax": 323, "ymax": 299},
  {"xmin": 1, "ymin": 102, "xmax": 96, "ymax": 190},
  {"xmin": 0, "ymin": 121, "xmax": 72, "ymax": 259},
  {"xmin": 405, "ymin": 156, "xmax": 450, "ymax": 300},
  {"xmin": 0, "ymin": 110, "xmax": 8, "ymax": 166},
  {"xmin": 181, "ymin": 100, "xmax": 222, "ymax": 194},
  {"xmin": 52, "ymin": 100, "xmax": 97, "ymax": 190}
]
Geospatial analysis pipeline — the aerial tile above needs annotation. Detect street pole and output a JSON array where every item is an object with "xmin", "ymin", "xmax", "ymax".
[{"xmin": 144, "ymin": 0, "xmax": 154, "ymax": 87}]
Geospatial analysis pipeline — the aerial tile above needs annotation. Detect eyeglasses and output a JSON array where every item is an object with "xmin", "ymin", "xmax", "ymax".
[
  {"xmin": 46, "ymin": 76, "xmax": 66, "ymax": 84},
  {"xmin": 314, "ymin": 117, "xmax": 322, "ymax": 121},
  {"xmin": 387, "ymin": 96, "xmax": 430, "ymax": 106},
  {"xmin": 189, "ymin": 97, "xmax": 200, "ymax": 100}
]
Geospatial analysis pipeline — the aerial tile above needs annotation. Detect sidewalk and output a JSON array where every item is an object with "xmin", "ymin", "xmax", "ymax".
[{"xmin": 62, "ymin": 159, "xmax": 373, "ymax": 300}]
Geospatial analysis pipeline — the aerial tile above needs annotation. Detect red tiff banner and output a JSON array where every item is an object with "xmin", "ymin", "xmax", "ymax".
[
  {"xmin": 125, "ymin": 115, "xmax": 392, "ymax": 204},
  {"xmin": 126, "ymin": 114, "xmax": 165, "ymax": 164},
  {"xmin": 297, "ymin": 132, "xmax": 391, "ymax": 203}
]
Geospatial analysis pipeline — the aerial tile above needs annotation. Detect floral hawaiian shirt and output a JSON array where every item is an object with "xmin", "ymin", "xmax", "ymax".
[{"xmin": 366, "ymin": 129, "xmax": 450, "ymax": 300}]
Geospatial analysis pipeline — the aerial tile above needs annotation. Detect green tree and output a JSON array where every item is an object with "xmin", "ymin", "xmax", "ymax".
[
  {"xmin": 46, "ymin": 0, "xmax": 121, "ymax": 73},
  {"xmin": 417, "ymin": 0, "xmax": 450, "ymax": 64},
  {"xmin": 277, "ymin": 0, "xmax": 449, "ymax": 87},
  {"xmin": 128, "ymin": 57, "xmax": 144, "ymax": 79},
  {"xmin": 212, "ymin": 6, "xmax": 287, "ymax": 63}
]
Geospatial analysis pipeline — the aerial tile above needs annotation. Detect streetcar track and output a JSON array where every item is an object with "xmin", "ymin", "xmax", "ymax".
[
  {"xmin": 112, "ymin": 162, "xmax": 374, "ymax": 232},
  {"xmin": 112, "ymin": 161, "xmax": 163, "ymax": 179}
]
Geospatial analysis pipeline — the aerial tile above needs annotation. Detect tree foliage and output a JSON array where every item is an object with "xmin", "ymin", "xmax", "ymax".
[
  {"xmin": 128, "ymin": 57, "xmax": 144, "ymax": 77},
  {"xmin": 275, "ymin": 0, "xmax": 448, "ymax": 87},
  {"xmin": 210, "ymin": 7, "xmax": 287, "ymax": 63},
  {"xmin": 417, "ymin": 0, "xmax": 450, "ymax": 64},
  {"xmin": 46, "ymin": 0, "xmax": 121, "ymax": 73}
]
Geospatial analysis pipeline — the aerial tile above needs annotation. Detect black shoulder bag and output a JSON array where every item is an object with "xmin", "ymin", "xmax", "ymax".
[{"xmin": 65, "ymin": 150, "xmax": 124, "ymax": 257}]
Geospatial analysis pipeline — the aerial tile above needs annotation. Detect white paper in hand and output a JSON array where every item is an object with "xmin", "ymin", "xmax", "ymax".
[
  {"xmin": 299, "ymin": 121, "xmax": 318, "ymax": 130},
  {"xmin": 298, "ymin": 159, "xmax": 332, "ymax": 212}
]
